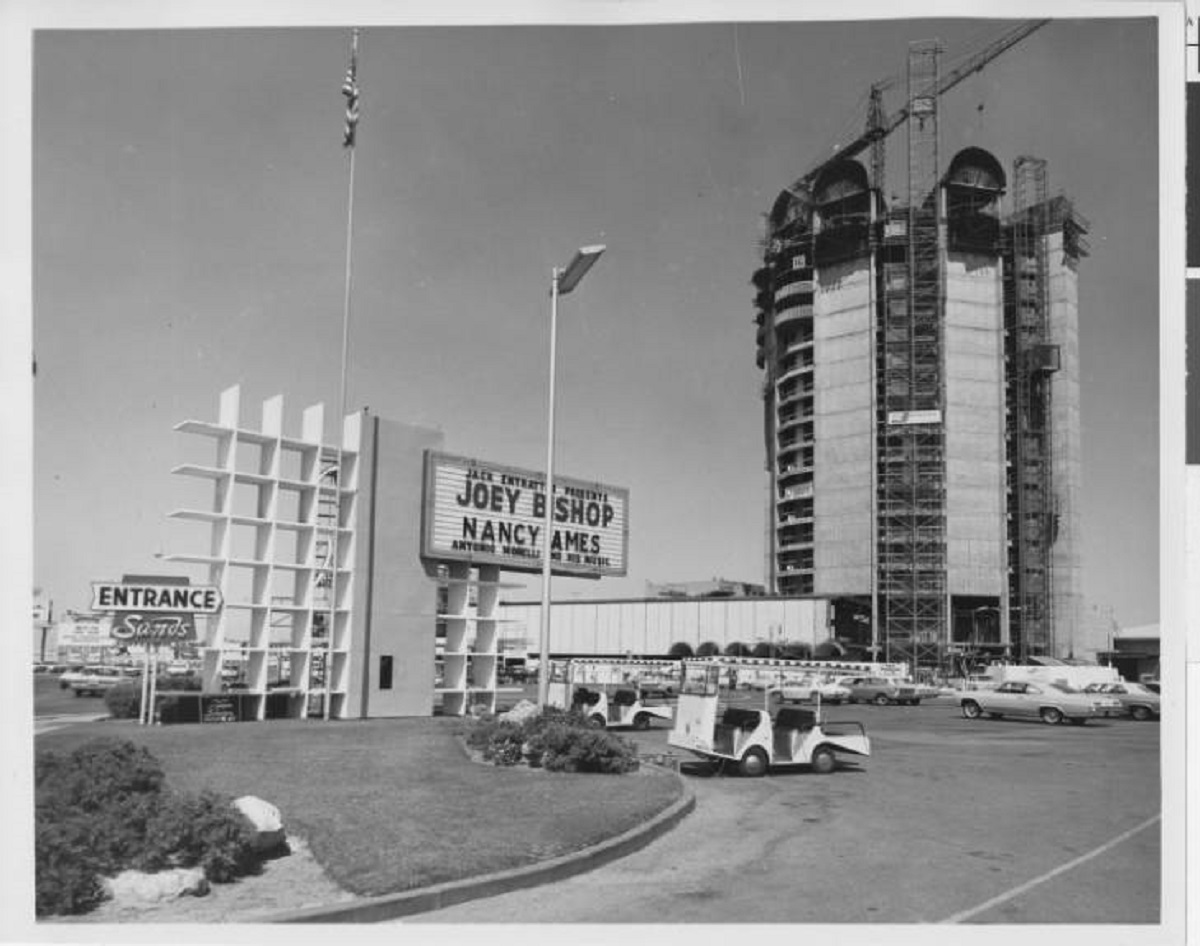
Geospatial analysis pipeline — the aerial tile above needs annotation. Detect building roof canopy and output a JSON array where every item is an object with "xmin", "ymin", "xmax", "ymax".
[{"xmin": 943, "ymin": 147, "xmax": 1006, "ymax": 194}]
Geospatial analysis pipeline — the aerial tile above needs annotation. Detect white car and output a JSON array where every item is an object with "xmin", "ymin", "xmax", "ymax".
[
  {"xmin": 1085, "ymin": 682, "xmax": 1161, "ymax": 721},
  {"xmin": 767, "ymin": 677, "xmax": 851, "ymax": 705},
  {"xmin": 58, "ymin": 665, "xmax": 97, "ymax": 690},
  {"xmin": 71, "ymin": 666, "xmax": 137, "ymax": 697},
  {"xmin": 961, "ymin": 680, "xmax": 1121, "ymax": 725}
]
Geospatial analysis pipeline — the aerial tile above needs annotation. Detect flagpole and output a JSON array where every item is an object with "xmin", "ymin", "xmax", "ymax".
[{"xmin": 327, "ymin": 27, "xmax": 360, "ymax": 722}]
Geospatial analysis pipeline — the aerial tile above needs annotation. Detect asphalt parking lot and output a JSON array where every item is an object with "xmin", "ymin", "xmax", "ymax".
[{"xmin": 414, "ymin": 695, "xmax": 1161, "ymax": 924}]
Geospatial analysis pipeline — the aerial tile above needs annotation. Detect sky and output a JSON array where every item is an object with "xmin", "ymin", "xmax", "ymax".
[{"xmin": 24, "ymin": 8, "xmax": 1165, "ymax": 629}]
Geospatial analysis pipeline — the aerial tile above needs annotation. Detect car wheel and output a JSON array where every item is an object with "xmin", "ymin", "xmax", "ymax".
[
  {"xmin": 1130, "ymin": 705, "xmax": 1151, "ymax": 722},
  {"xmin": 632, "ymin": 712, "xmax": 651, "ymax": 731},
  {"xmin": 961, "ymin": 700, "xmax": 982, "ymax": 719},
  {"xmin": 739, "ymin": 747, "xmax": 769, "ymax": 778},
  {"xmin": 873, "ymin": 693, "xmax": 889, "ymax": 706},
  {"xmin": 1040, "ymin": 707, "xmax": 1063, "ymax": 725},
  {"xmin": 810, "ymin": 746, "xmax": 836, "ymax": 775},
  {"xmin": 589, "ymin": 713, "xmax": 606, "ymax": 729}
]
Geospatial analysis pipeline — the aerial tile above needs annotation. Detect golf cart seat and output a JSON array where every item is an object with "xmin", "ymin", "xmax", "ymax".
[
  {"xmin": 721, "ymin": 707, "xmax": 762, "ymax": 730},
  {"xmin": 775, "ymin": 707, "xmax": 816, "ymax": 731},
  {"xmin": 572, "ymin": 687, "xmax": 601, "ymax": 707},
  {"xmin": 612, "ymin": 688, "xmax": 637, "ymax": 706}
]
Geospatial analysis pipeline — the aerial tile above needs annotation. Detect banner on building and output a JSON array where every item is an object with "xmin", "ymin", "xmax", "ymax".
[{"xmin": 422, "ymin": 451, "xmax": 629, "ymax": 578}]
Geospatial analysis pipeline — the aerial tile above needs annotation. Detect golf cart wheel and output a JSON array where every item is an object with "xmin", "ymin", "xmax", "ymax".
[
  {"xmin": 1040, "ymin": 707, "xmax": 1063, "ymax": 725},
  {"xmin": 961, "ymin": 700, "xmax": 982, "ymax": 719},
  {"xmin": 589, "ymin": 713, "xmax": 606, "ymax": 729},
  {"xmin": 738, "ymin": 747, "xmax": 769, "ymax": 778},
  {"xmin": 873, "ymin": 693, "xmax": 890, "ymax": 706},
  {"xmin": 1130, "ymin": 705, "xmax": 1151, "ymax": 722},
  {"xmin": 810, "ymin": 746, "xmax": 836, "ymax": 775},
  {"xmin": 632, "ymin": 712, "xmax": 651, "ymax": 731}
]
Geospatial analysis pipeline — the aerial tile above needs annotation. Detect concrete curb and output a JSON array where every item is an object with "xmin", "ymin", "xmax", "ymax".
[{"xmin": 265, "ymin": 766, "xmax": 696, "ymax": 924}]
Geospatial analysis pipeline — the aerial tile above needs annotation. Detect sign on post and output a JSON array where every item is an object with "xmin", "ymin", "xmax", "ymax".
[
  {"xmin": 91, "ymin": 576, "xmax": 223, "ymax": 726},
  {"xmin": 422, "ymin": 451, "xmax": 629, "ymax": 578}
]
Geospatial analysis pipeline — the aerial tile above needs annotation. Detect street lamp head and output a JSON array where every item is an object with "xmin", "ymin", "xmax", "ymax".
[{"xmin": 556, "ymin": 244, "xmax": 606, "ymax": 295}]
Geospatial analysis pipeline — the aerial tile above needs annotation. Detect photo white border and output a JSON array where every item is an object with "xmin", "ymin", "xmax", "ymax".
[{"xmin": 1, "ymin": 2, "xmax": 1186, "ymax": 944}]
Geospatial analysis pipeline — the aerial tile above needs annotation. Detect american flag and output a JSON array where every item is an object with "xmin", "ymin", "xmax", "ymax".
[{"xmin": 342, "ymin": 30, "xmax": 360, "ymax": 148}]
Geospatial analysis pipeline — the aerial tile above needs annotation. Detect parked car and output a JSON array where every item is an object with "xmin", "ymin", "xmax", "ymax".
[
  {"xmin": 58, "ymin": 665, "xmax": 93, "ymax": 690},
  {"xmin": 70, "ymin": 666, "xmax": 137, "ymax": 697},
  {"xmin": 841, "ymin": 677, "xmax": 921, "ymax": 706},
  {"xmin": 909, "ymin": 680, "xmax": 942, "ymax": 701},
  {"xmin": 1084, "ymin": 681, "xmax": 1161, "ymax": 721},
  {"xmin": 960, "ymin": 680, "xmax": 1120, "ymax": 725},
  {"xmin": 767, "ymin": 676, "xmax": 851, "ymax": 705}
]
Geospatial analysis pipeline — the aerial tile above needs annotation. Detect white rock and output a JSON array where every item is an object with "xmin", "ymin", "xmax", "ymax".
[
  {"xmin": 233, "ymin": 795, "xmax": 286, "ymax": 853},
  {"xmin": 499, "ymin": 699, "xmax": 539, "ymax": 724},
  {"xmin": 104, "ymin": 867, "xmax": 209, "ymax": 903}
]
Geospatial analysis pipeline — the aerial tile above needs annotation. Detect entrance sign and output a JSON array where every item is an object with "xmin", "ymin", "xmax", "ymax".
[
  {"xmin": 92, "ymin": 583, "xmax": 222, "ymax": 613},
  {"xmin": 422, "ymin": 451, "xmax": 629, "ymax": 578},
  {"xmin": 91, "ymin": 577, "xmax": 221, "ymax": 644}
]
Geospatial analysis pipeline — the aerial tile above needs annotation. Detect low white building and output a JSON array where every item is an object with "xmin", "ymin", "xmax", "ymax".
[{"xmin": 498, "ymin": 595, "xmax": 833, "ymax": 657}]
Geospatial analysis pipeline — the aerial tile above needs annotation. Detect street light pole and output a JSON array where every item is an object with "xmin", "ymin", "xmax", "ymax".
[{"xmin": 537, "ymin": 245, "xmax": 606, "ymax": 708}]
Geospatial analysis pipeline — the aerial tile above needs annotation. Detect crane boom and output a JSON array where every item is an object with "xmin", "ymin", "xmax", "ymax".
[{"xmin": 788, "ymin": 19, "xmax": 1050, "ymax": 194}]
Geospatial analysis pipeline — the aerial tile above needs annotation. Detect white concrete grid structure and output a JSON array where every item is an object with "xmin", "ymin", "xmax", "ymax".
[{"xmin": 165, "ymin": 384, "xmax": 362, "ymax": 720}]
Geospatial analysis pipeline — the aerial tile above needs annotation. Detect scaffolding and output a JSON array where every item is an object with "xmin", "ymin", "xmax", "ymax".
[
  {"xmin": 1006, "ymin": 156, "xmax": 1055, "ymax": 658},
  {"xmin": 877, "ymin": 40, "xmax": 946, "ymax": 668}
]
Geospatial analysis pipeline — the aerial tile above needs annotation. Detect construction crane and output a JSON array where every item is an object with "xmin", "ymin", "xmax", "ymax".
[{"xmin": 784, "ymin": 19, "xmax": 1050, "ymax": 198}]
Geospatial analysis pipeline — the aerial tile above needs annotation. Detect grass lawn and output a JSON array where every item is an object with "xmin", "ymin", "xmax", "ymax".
[{"xmin": 35, "ymin": 716, "xmax": 682, "ymax": 899}]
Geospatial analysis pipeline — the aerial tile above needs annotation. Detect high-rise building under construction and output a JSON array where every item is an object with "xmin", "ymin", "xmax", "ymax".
[{"xmin": 753, "ymin": 81, "xmax": 1088, "ymax": 668}]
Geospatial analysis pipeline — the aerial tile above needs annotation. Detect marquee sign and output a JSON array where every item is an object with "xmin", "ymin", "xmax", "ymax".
[
  {"xmin": 91, "ymin": 575, "xmax": 222, "ymax": 644},
  {"xmin": 422, "ymin": 451, "xmax": 629, "ymax": 578}
]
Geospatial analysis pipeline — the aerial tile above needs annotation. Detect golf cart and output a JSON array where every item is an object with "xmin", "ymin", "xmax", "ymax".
[
  {"xmin": 546, "ymin": 659, "xmax": 677, "ymax": 730},
  {"xmin": 668, "ymin": 660, "xmax": 871, "ymax": 776}
]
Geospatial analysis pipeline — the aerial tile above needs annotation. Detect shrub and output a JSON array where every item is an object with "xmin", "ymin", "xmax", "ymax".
[
  {"xmin": 534, "ymin": 725, "xmax": 639, "ymax": 774},
  {"xmin": 34, "ymin": 739, "xmax": 264, "ymax": 916},
  {"xmin": 521, "ymin": 712, "xmax": 640, "ymax": 775},
  {"xmin": 667, "ymin": 642, "xmax": 694, "ymax": 658},
  {"xmin": 104, "ymin": 683, "xmax": 142, "ymax": 719},
  {"xmin": 465, "ymin": 707, "xmax": 639, "ymax": 774},
  {"xmin": 779, "ymin": 641, "xmax": 813, "ymax": 661},
  {"xmin": 475, "ymin": 722, "xmax": 526, "ymax": 767},
  {"xmin": 138, "ymin": 790, "xmax": 259, "ymax": 882},
  {"xmin": 35, "ymin": 818, "xmax": 106, "ymax": 917},
  {"xmin": 36, "ymin": 738, "xmax": 165, "ymax": 815},
  {"xmin": 696, "ymin": 641, "xmax": 721, "ymax": 657}
]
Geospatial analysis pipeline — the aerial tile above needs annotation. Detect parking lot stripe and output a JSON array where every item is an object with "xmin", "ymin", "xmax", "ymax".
[{"xmin": 937, "ymin": 813, "xmax": 1161, "ymax": 924}]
